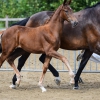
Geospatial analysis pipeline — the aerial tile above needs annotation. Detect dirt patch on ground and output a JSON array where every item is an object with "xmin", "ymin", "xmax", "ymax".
[{"xmin": 0, "ymin": 71, "xmax": 100, "ymax": 100}]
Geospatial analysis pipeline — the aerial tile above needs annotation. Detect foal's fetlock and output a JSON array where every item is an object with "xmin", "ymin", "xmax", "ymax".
[
  {"xmin": 69, "ymin": 72, "xmax": 75, "ymax": 84},
  {"xmin": 38, "ymin": 81, "xmax": 43, "ymax": 87},
  {"xmin": 69, "ymin": 71, "xmax": 75, "ymax": 77},
  {"xmin": 69, "ymin": 78, "xmax": 75, "ymax": 85},
  {"xmin": 16, "ymin": 75, "xmax": 21, "ymax": 87}
]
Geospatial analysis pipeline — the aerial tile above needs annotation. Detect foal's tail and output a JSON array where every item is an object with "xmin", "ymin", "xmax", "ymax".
[
  {"xmin": 0, "ymin": 30, "xmax": 4, "ymax": 53},
  {"xmin": 0, "ymin": 17, "xmax": 30, "ymax": 53}
]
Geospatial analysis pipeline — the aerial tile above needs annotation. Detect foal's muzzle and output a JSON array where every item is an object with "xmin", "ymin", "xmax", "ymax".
[{"xmin": 71, "ymin": 21, "xmax": 78, "ymax": 28}]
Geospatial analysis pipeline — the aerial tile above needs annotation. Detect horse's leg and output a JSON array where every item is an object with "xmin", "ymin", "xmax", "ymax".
[
  {"xmin": 39, "ymin": 54, "xmax": 61, "ymax": 85},
  {"xmin": 12, "ymin": 53, "xmax": 30, "ymax": 86},
  {"xmin": 6, "ymin": 48, "xmax": 30, "ymax": 88},
  {"xmin": 77, "ymin": 50, "xmax": 85, "ymax": 61},
  {"xmin": 47, "ymin": 50, "xmax": 75, "ymax": 83},
  {"xmin": 38, "ymin": 56, "xmax": 51, "ymax": 92},
  {"xmin": 39, "ymin": 54, "xmax": 59, "ymax": 77},
  {"xmin": 0, "ymin": 49, "xmax": 21, "ymax": 85},
  {"xmin": 74, "ymin": 49, "xmax": 93, "ymax": 89},
  {"xmin": 1, "ymin": 36, "xmax": 22, "ymax": 79}
]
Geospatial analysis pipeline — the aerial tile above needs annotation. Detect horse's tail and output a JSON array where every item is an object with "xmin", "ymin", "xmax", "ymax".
[{"xmin": 11, "ymin": 17, "xmax": 30, "ymax": 26}]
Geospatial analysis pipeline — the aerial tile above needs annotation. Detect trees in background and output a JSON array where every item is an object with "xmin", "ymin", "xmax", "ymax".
[
  {"xmin": 0, "ymin": 0, "xmax": 98, "ymax": 18},
  {"xmin": 72, "ymin": 0, "xmax": 98, "ymax": 11}
]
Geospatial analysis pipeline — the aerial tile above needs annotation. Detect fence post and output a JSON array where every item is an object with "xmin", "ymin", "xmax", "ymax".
[{"xmin": 5, "ymin": 15, "xmax": 8, "ymax": 28}]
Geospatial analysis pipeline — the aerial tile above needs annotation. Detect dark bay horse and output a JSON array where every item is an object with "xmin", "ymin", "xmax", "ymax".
[
  {"xmin": 0, "ymin": 0, "xmax": 77, "ymax": 92},
  {"xmin": 7, "ymin": 2, "xmax": 100, "ymax": 89},
  {"xmin": 27, "ymin": 2, "xmax": 100, "ymax": 89}
]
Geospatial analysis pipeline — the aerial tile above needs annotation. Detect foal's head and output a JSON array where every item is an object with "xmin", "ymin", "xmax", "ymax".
[{"xmin": 61, "ymin": 0, "xmax": 78, "ymax": 27}]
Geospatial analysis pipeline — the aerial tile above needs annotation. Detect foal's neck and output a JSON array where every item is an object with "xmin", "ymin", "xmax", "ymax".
[{"xmin": 48, "ymin": 5, "xmax": 64, "ymax": 35}]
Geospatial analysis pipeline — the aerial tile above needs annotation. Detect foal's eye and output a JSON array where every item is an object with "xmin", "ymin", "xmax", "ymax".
[{"xmin": 65, "ymin": 10, "xmax": 68, "ymax": 13}]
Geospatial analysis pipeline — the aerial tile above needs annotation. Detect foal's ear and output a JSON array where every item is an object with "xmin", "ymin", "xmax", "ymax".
[
  {"xmin": 67, "ymin": 0, "xmax": 72, "ymax": 5},
  {"xmin": 63, "ymin": 0, "xmax": 72, "ymax": 5},
  {"xmin": 63, "ymin": 0, "xmax": 67, "ymax": 5}
]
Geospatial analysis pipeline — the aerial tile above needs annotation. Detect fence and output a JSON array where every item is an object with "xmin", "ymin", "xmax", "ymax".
[
  {"xmin": 0, "ymin": 16, "xmax": 25, "ymax": 29},
  {"xmin": 0, "ymin": 16, "xmax": 100, "ymax": 73}
]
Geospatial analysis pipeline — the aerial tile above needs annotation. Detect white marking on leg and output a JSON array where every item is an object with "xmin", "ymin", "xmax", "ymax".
[
  {"xmin": 16, "ymin": 75, "xmax": 21, "ymax": 87},
  {"xmin": 9, "ymin": 84, "xmax": 16, "ymax": 89},
  {"xmin": 38, "ymin": 82, "xmax": 46, "ymax": 92}
]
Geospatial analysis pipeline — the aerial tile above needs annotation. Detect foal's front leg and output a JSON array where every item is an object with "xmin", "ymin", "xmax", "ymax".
[
  {"xmin": 48, "ymin": 50, "xmax": 75, "ymax": 84},
  {"xmin": 38, "ymin": 55, "xmax": 51, "ymax": 92}
]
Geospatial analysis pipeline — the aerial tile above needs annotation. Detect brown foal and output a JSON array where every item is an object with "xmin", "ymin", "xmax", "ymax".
[{"xmin": 0, "ymin": 0, "xmax": 78, "ymax": 92}]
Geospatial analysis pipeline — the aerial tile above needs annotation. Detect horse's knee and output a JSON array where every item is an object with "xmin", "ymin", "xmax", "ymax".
[
  {"xmin": 43, "ymin": 63, "xmax": 48, "ymax": 74},
  {"xmin": 43, "ymin": 68, "xmax": 47, "ymax": 74}
]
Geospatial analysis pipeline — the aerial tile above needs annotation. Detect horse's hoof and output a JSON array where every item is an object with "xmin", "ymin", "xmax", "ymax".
[
  {"xmin": 9, "ymin": 84, "xmax": 16, "ymax": 89},
  {"xmin": 73, "ymin": 86, "xmax": 79, "ymax": 90},
  {"xmin": 38, "ymin": 83, "xmax": 47, "ymax": 92},
  {"xmin": 54, "ymin": 77, "xmax": 61, "ymax": 86},
  {"xmin": 41, "ymin": 87, "xmax": 47, "ymax": 92}
]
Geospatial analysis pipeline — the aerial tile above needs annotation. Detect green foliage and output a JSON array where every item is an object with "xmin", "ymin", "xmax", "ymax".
[
  {"xmin": 71, "ymin": 0, "xmax": 98, "ymax": 11},
  {"xmin": 0, "ymin": 0, "xmax": 99, "ymax": 18}
]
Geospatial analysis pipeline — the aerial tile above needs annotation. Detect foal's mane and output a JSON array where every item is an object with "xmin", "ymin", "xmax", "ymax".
[
  {"xmin": 43, "ymin": 12, "xmax": 55, "ymax": 25},
  {"xmin": 43, "ymin": 5, "xmax": 63, "ymax": 25}
]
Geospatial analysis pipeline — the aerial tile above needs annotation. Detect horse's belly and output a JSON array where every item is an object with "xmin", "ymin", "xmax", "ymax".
[
  {"xmin": 21, "ymin": 45, "xmax": 44, "ymax": 54},
  {"xmin": 60, "ymin": 38, "xmax": 88, "ymax": 50},
  {"xmin": 19, "ymin": 40, "xmax": 44, "ymax": 54}
]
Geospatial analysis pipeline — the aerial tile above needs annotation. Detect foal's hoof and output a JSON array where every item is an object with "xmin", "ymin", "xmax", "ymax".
[
  {"xmin": 9, "ymin": 84, "xmax": 16, "ymax": 89},
  {"xmin": 73, "ymin": 86, "xmax": 79, "ymax": 90},
  {"xmin": 38, "ymin": 83, "xmax": 47, "ymax": 92},
  {"xmin": 41, "ymin": 87, "xmax": 47, "ymax": 93}
]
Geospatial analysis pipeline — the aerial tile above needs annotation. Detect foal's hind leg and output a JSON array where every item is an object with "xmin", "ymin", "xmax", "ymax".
[
  {"xmin": 47, "ymin": 50, "xmax": 75, "ymax": 84},
  {"xmin": 7, "ymin": 48, "xmax": 29, "ymax": 87},
  {"xmin": 0, "ymin": 50, "xmax": 21, "ymax": 83},
  {"xmin": 1, "ymin": 41, "xmax": 21, "ymax": 85},
  {"xmin": 10, "ymin": 50, "xmax": 30, "ymax": 86}
]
